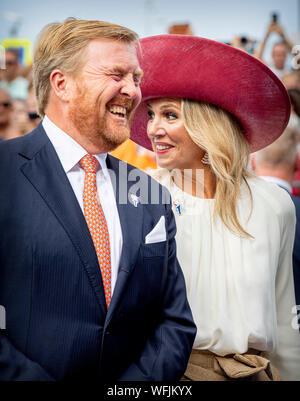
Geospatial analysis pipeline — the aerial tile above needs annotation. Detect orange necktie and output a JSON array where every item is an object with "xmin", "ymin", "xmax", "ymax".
[{"xmin": 79, "ymin": 154, "xmax": 112, "ymax": 307}]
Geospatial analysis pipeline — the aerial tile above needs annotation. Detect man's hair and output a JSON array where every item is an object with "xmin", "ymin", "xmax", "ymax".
[
  {"xmin": 282, "ymin": 72, "xmax": 300, "ymax": 92},
  {"xmin": 33, "ymin": 18, "xmax": 139, "ymax": 117},
  {"xmin": 255, "ymin": 125, "xmax": 298, "ymax": 168},
  {"xmin": 288, "ymin": 89, "xmax": 300, "ymax": 118},
  {"xmin": 272, "ymin": 41, "xmax": 288, "ymax": 52},
  {"xmin": 181, "ymin": 99, "xmax": 253, "ymax": 238}
]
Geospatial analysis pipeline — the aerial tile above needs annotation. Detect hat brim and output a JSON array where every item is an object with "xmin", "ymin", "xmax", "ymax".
[{"xmin": 131, "ymin": 35, "xmax": 290, "ymax": 153}]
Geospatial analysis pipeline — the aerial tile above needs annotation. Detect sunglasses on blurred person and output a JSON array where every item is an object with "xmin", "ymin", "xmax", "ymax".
[
  {"xmin": 5, "ymin": 60, "xmax": 17, "ymax": 67},
  {"xmin": 0, "ymin": 102, "xmax": 12, "ymax": 108},
  {"xmin": 28, "ymin": 112, "xmax": 40, "ymax": 120}
]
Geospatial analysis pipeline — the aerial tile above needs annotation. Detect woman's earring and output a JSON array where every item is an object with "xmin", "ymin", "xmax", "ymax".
[{"xmin": 201, "ymin": 152, "xmax": 210, "ymax": 165}]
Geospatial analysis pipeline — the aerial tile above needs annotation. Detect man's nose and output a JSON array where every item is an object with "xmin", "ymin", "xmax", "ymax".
[{"xmin": 120, "ymin": 75, "xmax": 140, "ymax": 100}]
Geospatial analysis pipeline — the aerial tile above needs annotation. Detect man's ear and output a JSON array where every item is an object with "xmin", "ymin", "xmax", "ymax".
[{"xmin": 49, "ymin": 69, "xmax": 72, "ymax": 102}]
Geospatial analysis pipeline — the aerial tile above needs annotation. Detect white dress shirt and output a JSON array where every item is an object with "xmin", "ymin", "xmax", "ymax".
[
  {"xmin": 151, "ymin": 168, "xmax": 300, "ymax": 381},
  {"xmin": 42, "ymin": 115, "xmax": 123, "ymax": 295},
  {"xmin": 260, "ymin": 176, "xmax": 292, "ymax": 194}
]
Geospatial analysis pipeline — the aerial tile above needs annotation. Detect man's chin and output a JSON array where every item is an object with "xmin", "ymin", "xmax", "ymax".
[{"xmin": 100, "ymin": 128, "xmax": 130, "ymax": 152}]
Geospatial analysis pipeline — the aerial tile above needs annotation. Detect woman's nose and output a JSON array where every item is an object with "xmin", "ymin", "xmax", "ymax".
[{"xmin": 147, "ymin": 120, "xmax": 165, "ymax": 138}]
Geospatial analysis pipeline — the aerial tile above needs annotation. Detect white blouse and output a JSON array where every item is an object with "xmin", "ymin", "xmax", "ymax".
[{"xmin": 151, "ymin": 168, "xmax": 300, "ymax": 381}]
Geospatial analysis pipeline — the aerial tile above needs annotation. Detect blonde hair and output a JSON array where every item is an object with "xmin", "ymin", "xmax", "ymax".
[
  {"xmin": 33, "ymin": 18, "xmax": 139, "ymax": 117},
  {"xmin": 181, "ymin": 99, "xmax": 253, "ymax": 238}
]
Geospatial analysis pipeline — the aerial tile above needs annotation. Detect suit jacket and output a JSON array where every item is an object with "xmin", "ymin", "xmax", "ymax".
[
  {"xmin": 0, "ymin": 124, "xmax": 196, "ymax": 381},
  {"xmin": 275, "ymin": 183, "xmax": 300, "ymax": 329},
  {"xmin": 291, "ymin": 194, "xmax": 300, "ymax": 310}
]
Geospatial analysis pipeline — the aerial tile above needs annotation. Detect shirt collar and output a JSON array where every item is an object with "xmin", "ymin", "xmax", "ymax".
[
  {"xmin": 260, "ymin": 176, "xmax": 292, "ymax": 194},
  {"xmin": 42, "ymin": 115, "xmax": 108, "ymax": 173}
]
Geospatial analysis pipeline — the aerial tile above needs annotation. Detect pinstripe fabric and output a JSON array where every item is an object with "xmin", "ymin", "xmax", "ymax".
[{"xmin": 79, "ymin": 154, "xmax": 111, "ymax": 308}]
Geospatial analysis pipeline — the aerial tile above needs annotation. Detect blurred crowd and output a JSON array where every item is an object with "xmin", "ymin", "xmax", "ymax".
[
  {"xmin": 0, "ymin": 48, "xmax": 40, "ymax": 141},
  {"xmin": 1, "ymin": 15, "xmax": 300, "ymax": 179}
]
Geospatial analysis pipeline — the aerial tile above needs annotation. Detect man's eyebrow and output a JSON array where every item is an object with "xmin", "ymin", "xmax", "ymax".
[
  {"xmin": 101, "ymin": 66, "xmax": 122, "ymax": 74},
  {"xmin": 104, "ymin": 66, "xmax": 143, "ymax": 77}
]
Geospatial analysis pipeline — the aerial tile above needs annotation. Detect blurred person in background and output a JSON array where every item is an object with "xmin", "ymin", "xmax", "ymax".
[
  {"xmin": 255, "ymin": 17, "xmax": 293, "ymax": 79},
  {"xmin": 282, "ymin": 72, "xmax": 300, "ymax": 91},
  {"xmin": 10, "ymin": 99, "xmax": 31, "ymax": 138},
  {"xmin": 285, "ymin": 89, "xmax": 300, "ymax": 197},
  {"xmin": 0, "ymin": 89, "xmax": 32, "ymax": 140},
  {"xmin": 0, "ymin": 88, "xmax": 16, "ymax": 140},
  {"xmin": 231, "ymin": 35, "xmax": 256, "ymax": 54},
  {"xmin": 19, "ymin": 64, "xmax": 33, "ymax": 83},
  {"xmin": 288, "ymin": 89, "xmax": 300, "ymax": 119},
  {"xmin": 0, "ymin": 49, "xmax": 29, "ymax": 101},
  {"xmin": 287, "ymin": 89, "xmax": 300, "ymax": 140},
  {"xmin": 26, "ymin": 82, "xmax": 41, "ymax": 131},
  {"xmin": 168, "ymin": 23, "xmax": 193, "ymax": 35},
  {"xmin": 254, "ymin": 124, "xmax": 300, "ymax": 323},
  {"xmin": 131, "ymin": 34, "xmax": 300, "ymax": 381}
]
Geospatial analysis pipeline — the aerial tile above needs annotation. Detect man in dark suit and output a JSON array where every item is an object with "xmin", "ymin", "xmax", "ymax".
[
  {"xmin": 0, "ymin": 18, "xmax": 196, "ymax": 381},
  {"xmin": 254, "ymin": 124, "xmax": 300, "ymax": 329}
]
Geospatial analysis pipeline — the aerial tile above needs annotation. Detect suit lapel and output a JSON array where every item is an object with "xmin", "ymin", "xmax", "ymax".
[
  {"xmin": 18, "ymin": 127, "xmax": 144, "ymax": 320},
  {"xmin": 105, "ymin": 155, "xmax": 143, "ymax": 322},
  {"xmin": 19, "ymin": 125, "xmax": 107, "ymax": 315}
]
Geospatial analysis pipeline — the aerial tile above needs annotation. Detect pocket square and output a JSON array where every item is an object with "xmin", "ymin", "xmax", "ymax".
[{"xmin": 145, "ymin": 216, "xmax": 166, "ymax": 244}]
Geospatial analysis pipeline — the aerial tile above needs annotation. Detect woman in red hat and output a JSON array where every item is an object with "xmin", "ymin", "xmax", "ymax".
[{"xmin": 131, "ymin": 35, "xmax": 300, "ymax": 381}]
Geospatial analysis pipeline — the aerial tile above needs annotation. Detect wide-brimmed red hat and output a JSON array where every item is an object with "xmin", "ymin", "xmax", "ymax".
[{"xmin": 130, "ymin": 35, "xmax": 290, "ymax": 153}]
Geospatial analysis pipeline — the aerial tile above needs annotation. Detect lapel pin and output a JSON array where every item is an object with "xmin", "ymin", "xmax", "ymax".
[
  {"xmin": 130, "ymin": 194, "xmax": 140, "ymax": 207},
  {"xmin": 173, "ymin": 200, "xmax": 183, "ymax": 216}
]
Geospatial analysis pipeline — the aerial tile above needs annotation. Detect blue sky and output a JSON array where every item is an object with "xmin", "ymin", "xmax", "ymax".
[{"xmin": 0, "ymin": 0, "xmax": 299, "ymax": 55}]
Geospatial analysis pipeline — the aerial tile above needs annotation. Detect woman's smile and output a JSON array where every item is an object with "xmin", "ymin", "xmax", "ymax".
[{"xmin": 147, "ymin": 98, "xmax": 204, "ymax": 170}]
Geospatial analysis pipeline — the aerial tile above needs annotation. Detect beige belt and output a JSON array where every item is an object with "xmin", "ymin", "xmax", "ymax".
[{"xmin": 182, "ymin": 349, "xmax": 281, "ymax": 381}]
